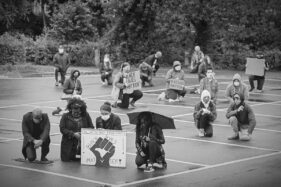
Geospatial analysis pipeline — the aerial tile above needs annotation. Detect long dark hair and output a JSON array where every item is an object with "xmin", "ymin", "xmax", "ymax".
[
  {"xmin": 66, "ymin": 98, "xmax": 87, "ymax": 116},
  {"xmin": 136, "ymin": 112, "xmax": 152, "ymax": 134}
]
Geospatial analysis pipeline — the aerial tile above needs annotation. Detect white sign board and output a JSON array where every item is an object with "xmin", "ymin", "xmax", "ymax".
[
  {"xmin": 168, "ymin": 79, "xmax": 185, "ymax": 90},
  {"xmin": 245, "ymin": 58, "xmax": 265, "ymax": 76},
  {"xmin": 81, "ymin": 128, "xmax": 126, "ymax": 168},
  {"xmin": 123, "ymin": 71, "xmax": 142, "ymax": 94}
]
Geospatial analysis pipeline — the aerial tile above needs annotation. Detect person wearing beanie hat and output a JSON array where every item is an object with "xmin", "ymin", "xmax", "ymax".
[
  {"xmin": 193, "ymin": 90, "xmax": 217, "ymax": 137},
  {"xmin": 158, "ymin": 61, "xmax": 186, "ymax": 102},
  {"xmin": 143, "ymin": 51, "xmax": 162, "ymax": 76},
  {"xmin": 190, "ymin": 45, "xmax": 204, "ymax": 73},
  {"xmin": 96, "ymin": 102, "xmax": 122, "ymax": 130},
  {"xmin": 225, "ymin": 73, "xmax": 249, "ymax": 104},
  {"xmin": 226, "ymin": 93, "xmax": 256, "ymax": 141},
  {"xmin": 111, "ymin": 62, "xmax": 143, "ymax": 109},
  {"xmin": 21, "ymin": 108, "xmax": 51, "ymax": 162}
]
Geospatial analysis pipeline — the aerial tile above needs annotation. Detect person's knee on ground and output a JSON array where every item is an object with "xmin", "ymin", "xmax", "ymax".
[
  {"xmin": 135, "ymin": 153, "xmax": 147, "ymax": 167},
  {"xmin": 204, "ymin": 125, "xmax": 213, "ymax": 137},
  {"xmin": 26, "ymin": 144, "xmax": 36, "ymax": 162}
]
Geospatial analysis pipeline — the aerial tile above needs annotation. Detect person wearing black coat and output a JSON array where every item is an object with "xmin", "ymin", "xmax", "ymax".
[
  {"xmin": 21, "ymin": 108, "xmax": 50, "ymax": 162},
  {"xmin": 60, "ymin": 98, "xmax": 94, "ymax": 161},
  {"xmin": 144, "ymin": 51, "xmax": 162, "ymax": 76}
]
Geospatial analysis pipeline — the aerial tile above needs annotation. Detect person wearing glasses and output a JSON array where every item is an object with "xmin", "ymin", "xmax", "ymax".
[{"xmin": 226, "ymin": 93, "xmax": 256, "ymax": 141}]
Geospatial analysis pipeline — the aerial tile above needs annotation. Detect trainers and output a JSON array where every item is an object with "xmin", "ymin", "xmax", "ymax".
[
  {"xmin": 144, "ymin": 164, "xmax": 154, "ymax": 173},
  {"xmin": 130, "ymin": 101, "xmax": 136, "ymax": 108},
  {"xmin": 52, "ymin": 107, "xmax": 62, "ymax": 115},
  {"xmin": 152, "ymin": 162, "xmax": 163, "ymax": 169},
  {"xmin": 198, "ymin": 129, "xmax": 205, "ymax": 137},
  {"xmin": 55, "ymin": 81, "xmax": 59, "ymax": 86},
  {"xmin": 137, "ymin": 164, "xmax": 147, "ymax": 169},
  {"xmin": 102, "ymin": 81, "xmax": 106, "ymax": 85},
  {"xmin": 249, "ymin": 87, "xmax": 255, "ymax": 92},
  {"xmin": 256, "ymin": 89, "xmax": 263, "ymax": 93},
  {"xmin": 157, "ymin": 92, "xmax": 166, "ymax": 101},
  {"xmin": 111, "ymin": 102, "xmax": 117, "ymax": 108},
  {"xmin": 40, "ymin": 157, "xmax": 49, "ymax": 162},
  {"xmin": 228, "ymin": 133, "xmax": 239, "ymax": 140},
  {"xmin": 178, "ymin": 96, "xmax": 184, "ymax": 102},
  {"xmin": 168, "ymin": 99, "xmax": 176, "ymax": 103},
  {"xmin": 239, "ymin": 134, "xmax": 251, "ymax": 141}
]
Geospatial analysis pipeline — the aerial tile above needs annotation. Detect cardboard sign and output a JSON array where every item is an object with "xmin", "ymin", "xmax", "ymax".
[
  {"xmin": 123, "ymin": 71, "xmax": 142, "ymax": 94},
  {"xmin": 245, "ymin": 58, "xmax": 265, "ymax": 76},
  {"xmin": 81, "ymin": 129, "xmax": 126, "ymax": 168},
  {"xmin": 168, "ymin": 79, "xmax": 185, "ymax": 90}
]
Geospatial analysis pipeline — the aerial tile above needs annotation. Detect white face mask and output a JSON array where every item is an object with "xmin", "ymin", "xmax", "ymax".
[
  {"xmin": 234, "ymin": 81, "xmax": 240, "ymax": 87},
  {"xmin": 175, "ymin": 66, "xmax": 181, "ymax": 71},
  {"xmin": 59, "ymin": 48, "xmax": 64, "ymax": 54},
  {"xmin": 101, "ymin": 114, "xmax": 110, "ymax": 121}
]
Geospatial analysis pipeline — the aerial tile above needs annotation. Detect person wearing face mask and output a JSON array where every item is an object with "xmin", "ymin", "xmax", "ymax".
[
  {"xmin": 143, "ymin": 51, "xmax": 162, "ymax": 76},
  {"xmin": 21, "ymin": 108, "xmax": 50, "ymax": 162},
  {"xmin": 53, "ymin": 45, "xmax": 71, "ymax": 86},
  {"xmin": 111, "ymin": 62, "xmax": 143, "ymax": 109},
  {"xmin": 96, "ymin": 102, "xmax": 122, "ymax": 130},
  {"xmin": 135, "ymin": 112, "xmax": 167, "ymax": 172},
  {"xmin": 161, "ymin": 61, "xmax": 186, "ymax": 102},
  {"xmin": 100, "ymin": 54, "xmax": 113, "ymax": 85},
  {"xmin": 193, "ymin": 90, "xmax": 217, "ymax": 137},
  {"xmin": 226, "ymin": 93, "xmax": 256, "ymax": 141},
  {"xmin": 60, "ymin": 98, "xmax": 94, "ymax": 162},
  {"xmin": 52, "ymin": 69, "xmax": 82, "ymax": 115},
  {"xmin": 225, "ymin": 73, "xmax": 249, "ymax": 104},
  {"xmin": 199, "ymin": 67, "xmax": 218, "ymax": 104},
  {"xmin": 190, "ymin": 46, "xmax": 204, "ymax": 73}
]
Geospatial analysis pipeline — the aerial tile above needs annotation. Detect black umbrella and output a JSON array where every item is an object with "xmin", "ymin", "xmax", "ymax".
[{"xmin": 127, "ymin": 108, "xmax": 176, "ymax": 129}]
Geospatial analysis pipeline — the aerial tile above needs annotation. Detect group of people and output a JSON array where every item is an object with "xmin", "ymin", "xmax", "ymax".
[{"xmin": 21, "ymin": 44, "xmax": 267, "ymax": 173}]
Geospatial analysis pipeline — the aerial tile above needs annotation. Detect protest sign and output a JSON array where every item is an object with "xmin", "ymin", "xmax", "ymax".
[
  {"xmin": 81, "ymin": 129, "xmax": 126, "ymax": 168},
  {"xmin": 123, "ymin": 71, "xmax": 141, "ymax": 94},
  {"xmin": 168, "ymin": 79, "xmax": 185, "ymax": 90},
  {"xmin": 245, "ymin": 58, "xmax": 265, "ymax": 76}
]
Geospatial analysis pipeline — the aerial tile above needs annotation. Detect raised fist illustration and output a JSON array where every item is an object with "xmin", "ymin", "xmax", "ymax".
[{"xmin": 90, "ymin": 137, "xmax": 115, "ymax": 167}]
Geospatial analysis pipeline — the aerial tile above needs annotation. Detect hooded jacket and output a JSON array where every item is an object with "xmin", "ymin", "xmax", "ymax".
[
  {"xmin": 225, "ymin": 73, "xmax": 249, "ymax": 101},
  {"xmin": 139, "ymin": 62, "xmax": 153, "ymax": 77},
  {"xmin": 165, "ymin": 61, "xmax": 185, "ymax": 88},
  {"xmin": 193, "ymin": 90, "xmax": 217, "ymax": 123},
  {"xmin": 96, "ymin": 113, "xmax": 122, "ymax": 130},
  {"xmin": 63, "ymin": 69, "xmax": 82, "ymax": 95},
  {"xmin": 226, "ymin": 93, "xmax": 256, "ymax": 133}
]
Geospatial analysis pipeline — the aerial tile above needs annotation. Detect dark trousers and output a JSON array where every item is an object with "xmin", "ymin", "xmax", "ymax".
[
  {"xmin": 55, "ymin": 67, "xmax": 66, "ymax": 84},
  {"xmin": 197, "ymin": 114, "xmax": 213, "ymax": 137},
  {"xmin": 152, "ymin": 64, "xmax": 160, "ymax": 74},
  {"xmin": 101, "ymin": 73, "xmax": 113, "ymax": 85},
  {"xmin": 249, "ymin": 75, "xmax": 265, "ymax": 90},
  {"xmin": 140, "ymin": 76, "xmax": 152, "ymax": 86},
  {"xmin": 117, "ymin": 90, "xmax": 143, "ymax": 109},
  {"xmin": 135, "ymin": 141, "xmax": 161, "ymax": 166},
  {"xmin": 25, "ymin": 138, "xmax": 50, "ymax": 161}
]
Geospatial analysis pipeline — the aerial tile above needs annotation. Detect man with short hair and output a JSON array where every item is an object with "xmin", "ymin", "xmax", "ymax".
[
  {"xmin": 21, "ymin": 108, "xmax": 50, "ymax": 162},
  {"xmin": 53, "ymin": 45, "xmax": 71, "ymax": 86},
  {"xmin": 144, "ymin": 51, "xmax": 162, "ymax": 76}
]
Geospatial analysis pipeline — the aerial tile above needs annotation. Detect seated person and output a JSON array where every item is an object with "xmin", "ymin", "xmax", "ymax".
[
  {"xmin": 193, "ymin": 90, "xmax": 217, "ymax": 137},
  {"xmin": 226, "ymin": 93, "xmax": 256, "ymax": 141},
  {"xmin": 139, "ymin": 61, "xmax": 153, "ymax": 87},
  {"xmin": 135, "ymin": 112, "xmax": 167, "ymax": 172},
  {"xmin": 100, "ymin": 54, "xmax": 113, "ymax": 85},
  {"xmin": 112, "ymin": 62, "xmax": 143, "ymax": 109},
  {"xmin": 158, "ymin": 61, "xmax": 186, "ymax": 102},
  {"xmin": 199, "ymin": 67, "xmax": 219, "ymax": 104},
  {"xmin": 21, "ymin": 108, "xmax": 50, "ymax": 162},
  {"xmin": 60, "ymin": 98, "xmax": 94, "ymax": 161},
  {"xmin": 96, "ymin": 102, "xmax": 122, "ymax": 130}
]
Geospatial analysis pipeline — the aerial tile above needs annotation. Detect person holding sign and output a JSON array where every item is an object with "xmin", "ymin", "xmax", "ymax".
[
  {"xmin": 96, "ymin": 102, "xmax": 122, "ymax": 130},
  {"xmin": 112, "ymin": 62, "xmax": 143, "ymax": 109},
  {"xmin": 100, "ymin": 54, "xmax": 113, "ymax": 86},
  {"xmin": 193, "ymin": 90, "xmax": 217, "ymax": 137},
  {"xmin": 159, "ymin": 61, "xmax": 186, "ymax": 102},
  {"xmin": 248, "ymin": 52, "xmax": 269, "ymax": 93},
  {"xmin": 60, "ymin": 98, "xmax": 94, "ymax": 162},
  {"xmin": 135, "ymin": 112, "xmax": 167, "ymax": 172},
  {"xmin": 226, "ymin": 93, "xmax": 256, "ymax": 141},
  {"xmin": 225, "ymin": 73, "xmax": 249, "ymax": 104},
  {"xmin": 144, "ymin": 51, "xmax": 162, "ymax": 76},
  {"xmin": 139, "ymin": 61, "xmax": 153, "ymax": 87}
]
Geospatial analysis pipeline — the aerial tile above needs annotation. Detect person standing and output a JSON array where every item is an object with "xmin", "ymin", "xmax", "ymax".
[
  {"xmin": 144, "ymin": 51, "xmax": 162, "ymax": 76},
  {"xmin": 111, "ymin": 62, "xmax": 143, "ymax": 109},
  {"xmin": 226, "ymin": 93, "xmax": 256, "ymax": 141},
  {"xmin": 225, "ymin": 73, "xmax": 249, "ymax": 104},
  {"xmin": 53, "ymin": 45, "xmax": 71, "ymax": 86},
  {"xmin": 96, "ymin": 102, "xmax": 122, "ymax": 130},
  {"xmin": 60, "ymin": 98, "xmax": 94, "ymax": 161},
  {"xmin": 190, "ymin": 46, "xmax": 204, "ymax": 73},
  {"xmin": 193, "ymin": 90, "xmax": 217, "ymax": 137},
  {"xmin": 100, "ymin": 54, "xmax": 113, "ymax": 85},
  {"xmin": 139, "ymin": 61, "xmax": 153, "ymax": 87},
  {"xmin": 21, "ymin": 108, "xmax": 50, "ymax": 162}
]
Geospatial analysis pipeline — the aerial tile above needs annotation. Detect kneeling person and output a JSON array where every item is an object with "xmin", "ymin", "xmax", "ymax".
[
  {"xmin": 22, "ymin": 108, "xmax": 50, "ymax": 162},
  {"xmin": 193, "ymin": 90, "xmax": 217, "ymax": 137}
]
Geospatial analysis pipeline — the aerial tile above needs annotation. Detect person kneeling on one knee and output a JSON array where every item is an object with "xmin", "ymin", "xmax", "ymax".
[
  {"xmin": 193, "ymin": 90, "xmax": 217, "ymax": 137},
  {"xmin": 226, "ymin": 93, "xmax": 256, "ymax": 141}
]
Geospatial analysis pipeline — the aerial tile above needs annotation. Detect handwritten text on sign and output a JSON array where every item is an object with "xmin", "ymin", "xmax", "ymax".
[
  {"xmin": 123, "ymin": 71, "xmax": 141, "ymax": 94},
  {"xmin": 81, "ymin": 129, "xmax": 126, "ymax": 168},
  {"xmin": 168, "ymin": 79, "xmax": 185, "ymax": 90},
  {"xmin": 245, "ymin": 58, "xmax": 265, "ymax": 76}
]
